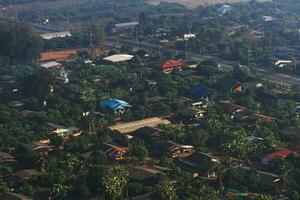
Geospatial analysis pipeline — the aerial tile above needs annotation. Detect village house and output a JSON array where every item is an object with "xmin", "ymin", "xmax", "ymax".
[
  {"xmin": 189, "ymin": 86, "xmax": 211, "ymax": 108},
  {"xmin": 40, "ymin": 31, "xmax": 72, "ymax": 40},
  {"xmin": 101, "ymin": 143, "xmax": 128, "ymax": 160},
  {"xmin": 158, "ymin": 141, "xmax": 195, "ymax": 158},
  {"xmin": 155, "ymin": 60, "xmax": 184, "ymax": 73},
  {"xmin": 112, "ymin": 21, "xmax": 139, "ymax": 33},
  {"xmin": 128, "ymin": 165, "xmax": 171, "ymax": 184},
  {"xmin": 130, "ymin": 126, "xmax": 165, "ymax": 142},
  {"xmin": 261, "ymin": 145, "xmax": 300, "ymax": 165},
  {"xmin": 1, "ymin": 192, "xmax": 32, "ymax": 200},
  {"xmin": 100, "ymin": 98, "xmax": 132, "ymax": 115},
  {"xmin": 175, "ymin": 152, "xmax": 221, "ymax": 179},
  {"xmin": 218, "ymin": 101, "xmax": 247, "ymax": 117},
  {"xmin": 108, "ymin": 117, "xmax": 171, "ymax": 134},
  {"xmin": 103, "ymin": 54, "xmax": 134, "ymax": 63},
  {"xmin": 234, "ymin": 166, "xmax": 281, "ymax": 187},
  {"xmin": 177, "ymin": 107, "xmax": 206, "ymax": 121},
  {"xmin": 214, "ymin": 80, "xmax": 243, "ymax": 93},
  {"xmin": 51, "ymin": 127, "xmax": 82, "ymax": 139},
  {"xmin": 7, "ymin": 100, "xmax": 24, "ymax": 108},
  {"xmin": 24, "ymin": 141, "xmax": 53, "ymax": 154},
  {"xmin": 0, "ymin": 74, "xmax": 16, "ymax": 84},
  {"xmin": 39, "ymin": 61, "xmax": 62, "ymax": 71},
  {"xmin": 15, "ymin": 169, "xmax": 41, "ymax": 181},
  {"xmin": 152, "ymin": 28, "xmax": 171, "ymax": 39},
  {"xmin": 0, "ymin": 152, "xmax": 16, "ymax": 165}
]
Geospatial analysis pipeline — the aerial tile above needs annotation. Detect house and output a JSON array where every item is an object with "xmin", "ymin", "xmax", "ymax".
[
  {"xmin": 40, "ymin": 61, "xmax": 62, "ymax": 70},
  {"xmin": 262, "ymin": 16, "xmax": 275, "ymax": 22},
  {"xmin": 1, "ymin": 192, "xmax": 32, "ymax": 200},
  {"xmin": 15, "ymin": 169, "xmax": 41, "ymax": 181},
  {"xmin": 153, "ymin": 28, "xmax": 171, "ymax": 39},
  {"xmin": 251, "ymin": 113, "xmax": 276, "ymax": 123},
  {"xmin": 21, "ymin": 110, "xmax": 45, "ymax": 118},
  {"xmin": 218, "ymin": 101, "xmax": 246, "ymax": 116},
  {"xmin": 0, "ymin": 152, "xmax": 16, "ymax": 165},
  {"xmin": 258, "ymin": 89, "xmax": 283, "ymax": 104},
  {"xmin": 0, "ymin": 74, "xmax": 16, "ymax": 84},
  {"xmin": 190, "ymin": 86, "xmax": 210, "ymax": 108},
  {"xmin": 46, "ymin": 122, "xmax": 65, "ymax": 131},
  {"xmin": 155, "ymin": 60, "xmax": 184, "ymax": 73},
  {"xmin": 177, "ymin": 107, "xmax": 206, "ymax": 120},
  {"xmin": 103, "ymin": 54, "xmax": 134, "ymax": 63},
  {"xmin": 247, "ymin": 136, "xmax": 264, "ymax": 143},
  {"xmin": 108, "ymin": 117, "xmax": 171, "ymax": 134},
  {"xmin": 158, "ymin": 141, "xmax": 195, "ymax": 158},
  {"xmin": 274, "ymin": 60, "xmax": 292, "ymax": 68},
  {"xmin": 112, "ymin": 22, "xmax": 139, "ymax": 32},
  {"xmin": 234, "ymin": 166, "xmax": 280, "ymax": 186},
  {"xmin": 214, "ymin": 80, "xmax": 243, "ymax": 93},
  {"xmin": 24, "ymin": 142, "xmax": 53, "ymax": 154},
  {"xmin": 100, "ymin": 98, "xmax": 131, "ymax": 114},
  {"xmin": 184, "ymin": 60, "xmax": 198, "ymax": 68},
  {"xmin": 128, "ymin": 165, "xmax": 171, "ymax": 183},
  {"xmin": 101, "ymin": 143, "xmax": 128, "ymax": 160},
  {"xmin": 40, "ymin": 31, "xmax": 71, "ymax": 40},
  {"xmin": 130, "ymin": 126, "xmax": 165, "ymax": 141},
  {"xmin": 183, "ymin": 33, "xmax": 196, "ymax": 40},
  {"xmin": 7, "ymin": 101, "xmax": 24, "ymax": 108},
  {"xmin": 52, "ymin": 127, "xmax": 82, "ymax": 139},
  {"xmin": 217, "ymin": 5, "xmax": 233, "ymax": 14},
  {"xmin": 261, "ymin": 145, "xmax": 300, "ymax": 165},
  {"xmin": 175, "ymin": 152, "xmax": 221, "ymax": 179}
]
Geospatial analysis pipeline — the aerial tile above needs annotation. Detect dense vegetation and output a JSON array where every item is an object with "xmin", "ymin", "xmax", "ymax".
[{"xmin": 1, "ymin": 0, "xmax": 300, "ymax": 199}]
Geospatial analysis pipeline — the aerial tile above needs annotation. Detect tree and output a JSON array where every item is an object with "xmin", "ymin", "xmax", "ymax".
[
  {"xmin": 91, "ymin": 150, "xmax": 107, "ymax": 165},
  {"xmin": 103, "ymin": 167, "xmax": 129, "ymax": 200},
  {"xmin": 22, "ymin": 70, "xmax": 54, "ymax": 100},
  {"xmin": 0, "ymin": 21, "xmax": 42, "ymax": 64},
  {"xmin": 131, "ymin": 144, "xmax": 148, "ymax": 161},
  {"xmin": 87, "ymin": 165, "xmax": 108, "ymax": 193},
  {"xmin": 50, "ymin": 183, "xmax": 70, "ymax": 200},
  {"xmin": 156, "ymin": 178, "xmax": 177, "ymax": 200}
]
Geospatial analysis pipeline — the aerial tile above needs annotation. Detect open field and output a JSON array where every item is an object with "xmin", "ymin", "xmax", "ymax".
[
  {"xmin": 3, "ymin": 0, "xmax": 89, "ymax": 13},
  {"xmin": 40, "ymin": 49, "xmax": 80, "ymax": 62},
  {"xmin": 147, "ymin": 0, "xmax": 272, "ymax": 8}
]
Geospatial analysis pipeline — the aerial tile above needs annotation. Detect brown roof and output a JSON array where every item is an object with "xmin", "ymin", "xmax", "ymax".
[
  {"xmin": 129, "ymin": 165, "xmax": 171, "ymax": 181},
  {"xmin": 24, "ymin": 142, "xmax": 53, "ymax": 152},
  {"xmin": 1, "ymin": 192, "xmax": 32, "ymax": 200},
  {"xmin": 0, "ymin": 152, "xmax": 16, "ymax": 164},
  {"xmin": 15, "ymin": 169, "xmax": 40, "ymax": 180},
  {"xmin": 178, "ymin": 107, "xmax": 205, "ymax": 117},
  {"xmin": 108, "ymin": 117, "xmax": 171, "ymax": 134},
  {"xmin": 218, "ymin": 101, "xmax": 246, "ymax": 114}
]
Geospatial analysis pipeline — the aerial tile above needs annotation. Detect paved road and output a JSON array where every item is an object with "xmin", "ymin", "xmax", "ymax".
[
  {"xmin": 258, "ymin": 70, "xmax": 300, "ymax": 88},
  {"xmin": 107, "ymin": 37, "xmax": 235, "ymax": 69}
]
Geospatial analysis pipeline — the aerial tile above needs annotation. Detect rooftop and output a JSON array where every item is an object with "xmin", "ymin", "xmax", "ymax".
[
  {"xmin": 40, "ymin": 31, "xmax": 71, "ymax": 40},
  {"xmin": 103, "ymin": 54, "xmax": 134, "ymax": 63},
  {"xmin": 40, "ymin": 61, "xmax": 62, "ymax": 69},
  {"xmin": 108, "ymin": 117, "xmax": 171, "ymax": 134}
]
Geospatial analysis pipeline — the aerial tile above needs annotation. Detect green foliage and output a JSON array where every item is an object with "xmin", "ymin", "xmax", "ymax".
[{"xmin": 0, "ymin": 21, "xmax": 42, "ymax": 65}]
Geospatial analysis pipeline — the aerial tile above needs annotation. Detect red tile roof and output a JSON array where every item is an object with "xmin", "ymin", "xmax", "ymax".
[{"xmin": 265, "ymin": 145, "xmax": 300, "ymax": 159}]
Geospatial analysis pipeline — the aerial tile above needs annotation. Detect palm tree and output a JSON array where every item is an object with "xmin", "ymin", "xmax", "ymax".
[
  {"xmin": 103, "ymin": 167, "xmax": 129, "ymax": 200},
  {"xmin": 215, "ymin": 157, "xmax": 235, "ymax": 194}
]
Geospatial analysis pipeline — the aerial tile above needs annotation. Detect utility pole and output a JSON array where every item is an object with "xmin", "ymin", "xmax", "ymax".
[
  {"xmin": 185, "ymin": 39, "xmax": 189, "ymax": 59},
  {"xmin": 89, "ymin": 32, "xmax": 94, "ymax": 57},
  {"xmin": 247, "ymin": 49, "xmax": 253, "ymax": 67},
  {"xmin": 198, "ymin": 40, "xmax": 202, "ymax": 54}
]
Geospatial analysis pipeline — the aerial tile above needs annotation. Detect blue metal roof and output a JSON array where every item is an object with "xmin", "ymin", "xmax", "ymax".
[
  {"xmin": 100, "ymin": 99, "xmax": 131, "ymax": 111},
  {"xmin": 191, "ymin": 86, "xmax": 209, "ymax": 98}
]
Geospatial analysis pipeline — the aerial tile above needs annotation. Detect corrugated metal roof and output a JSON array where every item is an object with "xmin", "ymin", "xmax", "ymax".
[
  {"xmin": 109, "ymin": 117, "xmax": 171, "ymax": 134},
  {"xmin": 103, "ymin": 54, "xmax": 134, "ymax": 63},
  {"xmin": 100, "ymin": 99, "xmax": 131, "ymax": 111}
]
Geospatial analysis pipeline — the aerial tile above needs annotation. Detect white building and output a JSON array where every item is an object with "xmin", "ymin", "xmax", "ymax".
[{"xmin": 40, "ymin": 31, "xmax": 72, "ymax": 40}]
